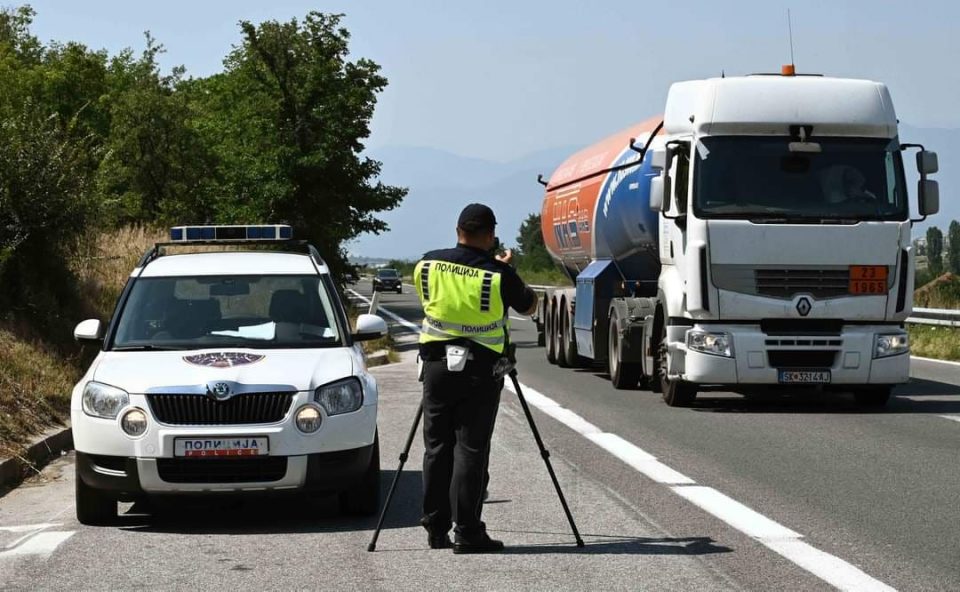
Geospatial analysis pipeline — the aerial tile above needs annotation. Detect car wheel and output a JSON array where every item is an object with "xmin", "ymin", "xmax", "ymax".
[
  {"xmin": 339, "ymin": 433, "xmax": 381, "ymax": 516},
  {"xmin": 75, "ymin": 463, "xmax": 117, "ymax": 526},
  {"xmin": 396, "ymin": 288, "xmax": 402, "ymax": 294}
]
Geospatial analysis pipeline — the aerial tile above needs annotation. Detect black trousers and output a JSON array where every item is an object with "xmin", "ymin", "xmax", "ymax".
[{"xmin": 421, "ymin": 359, "xmax": 502, "ymax": 535}]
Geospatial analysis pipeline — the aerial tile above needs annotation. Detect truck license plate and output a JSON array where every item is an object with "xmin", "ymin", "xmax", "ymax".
[
  {"xmin": 174, "ymin": 437, "xmax": 269, "ymax": 458},
  {"xmin": 778, "ymin": 370, "xmax": 831, "ymax": 384}
]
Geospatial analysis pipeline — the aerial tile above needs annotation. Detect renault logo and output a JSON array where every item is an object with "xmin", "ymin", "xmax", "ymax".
[
  {"xmin": 207, "ymin": 381, "xmax": 232, "ymax": 401},
  {"xmin": 795, "ymin": 297, "xmax": 812, "ymax": 317}
]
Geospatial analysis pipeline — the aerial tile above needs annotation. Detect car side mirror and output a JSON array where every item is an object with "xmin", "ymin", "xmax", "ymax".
[
  {"xmin": 919, "ymin": 179, "xmax": 940, "ymax": 216},
  {"xmin": 917, "ymin": 150, "xmax": 939, "ymax": 175},
  {"xmin": 353, "ymin": 314, "xmax": 388, "ymax": 342},
  {"xmin": 74, "ymin": 319, "xmax": 103, "ymax": 342}
]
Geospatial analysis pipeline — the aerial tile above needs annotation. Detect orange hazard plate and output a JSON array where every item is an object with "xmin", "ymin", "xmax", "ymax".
[{"xmin": 849, "ymin": 266, "xmax": 887, "ymax": 294}]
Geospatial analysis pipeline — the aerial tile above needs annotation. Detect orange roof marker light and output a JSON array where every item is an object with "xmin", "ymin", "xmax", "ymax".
[{"xmin": 782, "ymin": 63, "xmax": 796, "ymax": 76}]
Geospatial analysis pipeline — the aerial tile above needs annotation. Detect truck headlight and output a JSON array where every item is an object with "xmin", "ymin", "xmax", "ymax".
[
  {"xmin": 687, "ymin": 330, "xmax": 734, "ymax": 358},
  {"xmin": 82, "ymin": 382, "xmax": 129, "ymax": 419},
  {"xmin": 874, "ymin": 333, "xmax": 909, "ymax": 358},
  {"xmin": 315, "ymin": 378, "xmax": 363, "ymax": 416}
]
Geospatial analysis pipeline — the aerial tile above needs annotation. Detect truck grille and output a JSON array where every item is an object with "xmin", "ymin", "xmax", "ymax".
[
  {"xmin": 156, "ymin": 457, "xmax": 288, "ymax": 483},
  {"xmin": 147, "ymin": 392, "xmax": 294, "ymax": 425},
  {"xmin": 755, "ymin": 268, "xmax": 850, "ymax": 298}
]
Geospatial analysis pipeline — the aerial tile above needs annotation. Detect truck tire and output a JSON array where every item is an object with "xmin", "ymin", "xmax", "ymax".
[
  {"xmin": 853, "ymin": 386, "xmax": 892, "ymax": 408},
  {"xmin": 340, "ymin": 433, "xmax": 381, "ymax": 516},
  {"xmin": 656, "ymin": 317, "xmax": 697, "ymax": 407},
  {"xmin": 608, "ymin": 309, "xmax": 641, "ymax": 389},
  {"xmin": 545, "ymin": 300, "xmax": 557, "ymax": 364},
  {"xmin": 75, "ymin": 464, "xmax": 117, "ymax": 526},
  {"xmin": 556, "ymin": 299, "xmax": 571, "ymax": 368}
]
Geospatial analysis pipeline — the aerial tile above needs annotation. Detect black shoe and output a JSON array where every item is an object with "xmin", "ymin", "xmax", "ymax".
[
  {"xmin": 428, "ymin": 533, "xmax": 453, "ymax": 549},
  {"xmin": 452, "ymin": 532, "xmax": 504, "ymax": 554}
]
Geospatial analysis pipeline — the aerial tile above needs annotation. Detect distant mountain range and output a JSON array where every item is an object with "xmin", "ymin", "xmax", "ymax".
[{"xmin": 350, "ymin": 124, "xmax": 958, "ymax": 260}]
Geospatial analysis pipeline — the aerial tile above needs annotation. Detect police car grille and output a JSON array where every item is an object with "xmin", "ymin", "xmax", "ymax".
[
  {"xmin": 156, "ymin": 457, "xmax": 288, "ymax": 483},
  {"xmin": 147, "ymin": 393, "xmax": 294, "ymax": 425}
]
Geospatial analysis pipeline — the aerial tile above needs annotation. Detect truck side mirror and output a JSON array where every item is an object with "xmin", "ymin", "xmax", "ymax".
[
  {"xmin": 919, "ymin": 179, "xmax": 940, "ymax": 216},
  {"xmin": 650, "ymin": 177, "xmax": 664, "ymax": 211},
  {"xmin": 917, "ymin": 150, "xmax": 938, "ymax": 175},
  {"xmin": 651, "ymin": 147, "xmax": 667, "ymax": 170}
]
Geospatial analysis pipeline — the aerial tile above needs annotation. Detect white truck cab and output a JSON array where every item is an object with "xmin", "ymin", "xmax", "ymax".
[{"xmin": 71, "ymin": 225, "xmax": 388, "ymax": 525}]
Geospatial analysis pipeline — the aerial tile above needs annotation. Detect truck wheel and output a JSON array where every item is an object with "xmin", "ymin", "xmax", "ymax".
[
  {"xmin": 545, "ymin": 301, "xmax": 557, "ymax": 364},
  {"xmin": 556, "ymin": 301, "xmax": 571, "ymax": 368},
  {"xmin": 75, "ymin": 464, "xmax": 117, "ymax": 526},
  {"xmin": 656, "ymin": 319, "xmax": 697, "ymax": 407},
  {"xmin": 559, "ymin": 302, "xmax": 584, "ymax": 368},
  {"xmin": 340, "ymin": 433, "xmax": 381, "ymax": 516},
  {"xmin": 853, "ymin": 387, "xmax": 892, "ymax": 409},
  {"xmin": 608, "ymin": 309, "xmax": 641, "ymax": 389}
]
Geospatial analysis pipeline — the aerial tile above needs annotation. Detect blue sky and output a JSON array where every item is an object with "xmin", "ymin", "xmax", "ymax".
[{"xmin": 22, "ymin": 0, "xmax": 960, "ymax": 162}]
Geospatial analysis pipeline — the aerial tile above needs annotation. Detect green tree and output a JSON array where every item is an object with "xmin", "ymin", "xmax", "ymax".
[
  {"xmin": 927, "ymin": 226, "xmax": 944, "ymax": 276},
  {"xmin": 948, "ymin": 220, "xmax": 960, "ymax": 275},
  {"xmin": 191, "ymin": 13, "xmax": 405, "ymax": 275},
  {"xmin": 516, "ymin": 213, "xmax": 552, "ymax": 270}
]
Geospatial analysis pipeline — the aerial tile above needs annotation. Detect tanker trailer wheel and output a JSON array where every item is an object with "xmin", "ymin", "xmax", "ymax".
[
  {"xmin": 656, "ymin": 315, "xmax": 697, "ymax": 407},
  {"xmin": 555, "ymin": 299, "xmax": 571, "ymax": 368},
  {"xmin": 608, "ymin": 309, "xmax": 641, "ymax": 389},
  {"xmin": 545, "ymin": 299, "xmax": 558, "ymax": 364}
]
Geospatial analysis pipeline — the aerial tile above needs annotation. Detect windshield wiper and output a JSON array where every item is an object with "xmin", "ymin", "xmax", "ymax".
[{"xmin": 112, "ymin": 345, "xmax": 183, "ymax": 351}]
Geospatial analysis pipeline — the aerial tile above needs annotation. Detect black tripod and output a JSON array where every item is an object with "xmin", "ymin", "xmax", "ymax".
[{"xmin": 367, "ymin": 367, "xmax": 585, "ymax": 552}]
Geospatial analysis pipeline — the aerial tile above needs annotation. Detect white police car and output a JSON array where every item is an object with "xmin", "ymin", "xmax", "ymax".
[{"xmin": 71, "ymin": 225, "xmax": 387, "ymax": 525}]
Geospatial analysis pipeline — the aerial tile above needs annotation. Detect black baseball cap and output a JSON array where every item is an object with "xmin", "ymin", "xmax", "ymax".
[{"xmin": 457, "ymin": 203, "xmax": 497, "ymax": 233}]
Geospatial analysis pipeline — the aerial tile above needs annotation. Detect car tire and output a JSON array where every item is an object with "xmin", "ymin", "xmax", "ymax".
[
  {"xmin": 75, "ymin": 464, "xmax": 117, "ymax": 526},
  {"xmin": 340, "ymin": 433, "xmax": 381, "ymax": 516},
  {"xmin": 396, "ymin": 288, "xmax": 402, "ymax": 294}
]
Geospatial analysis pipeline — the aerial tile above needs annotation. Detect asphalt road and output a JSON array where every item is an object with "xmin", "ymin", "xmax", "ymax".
[
  {"xmin": 1, "ymin": 278, "xmax": 957, "ymax": 591},
  {"xmin": 349, "ymin": 279, "xmax": 960, "ymax": 591}
]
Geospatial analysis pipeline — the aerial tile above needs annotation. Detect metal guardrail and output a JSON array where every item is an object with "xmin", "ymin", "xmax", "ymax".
[
  {"xmin": 528, "ymin": 285, "xmax": 960, "ymax": 328},
  {"xmin": 908, "ymin": 308, "xmax": 960, "ymax": 327}
]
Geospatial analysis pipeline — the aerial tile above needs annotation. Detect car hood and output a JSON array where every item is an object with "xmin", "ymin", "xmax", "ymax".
[{"xmin": 91, "ymin": 348, "xmax": 354, "ymax": 394}]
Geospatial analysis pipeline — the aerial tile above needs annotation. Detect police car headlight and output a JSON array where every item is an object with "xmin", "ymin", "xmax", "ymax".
[
  {"xmin": 295, "ymin": 405, "xmax": 323, "ymax": 433},
  {"xmin": 874, "ymin": 333, "xmax": 909, "ymax": 358},
  {"xmin": 686, "ymin": 330, "xmax": 734, "ymax": 358},
  {"xmin": 315, "ymin": 378, "xmax": 363, "ymax": 416},
  {"xmin": 82, "ymin": 382, "xmax": 130, "ymax": 419},
  {"xmin": 120, "ymin": 408, "xmax": 148, "ymax": 437}
]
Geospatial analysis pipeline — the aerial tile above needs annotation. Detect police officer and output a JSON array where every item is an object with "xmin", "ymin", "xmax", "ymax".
[{"xmin": 414, "ymin": 203, "xmax": 538, "ymax": 554}]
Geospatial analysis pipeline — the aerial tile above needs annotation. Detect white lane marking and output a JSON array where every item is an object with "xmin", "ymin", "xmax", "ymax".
[
  {"xmin": 671, "ymin": 486, "xmax": 801, "ymax": 539},
  {"xmin": 349, "ymin": 290, "xmax": 420, "ymax": 333},
  {"xmin": 510, "ymin": 316, "xmax": 531, "ymax": 322},
  {"xmin": 0, "ymin": 524, "xmax": 61, "ymax": 534},
  {"xmin": 910, "ymin": 355, "xmax": 960, "ymax": 368},
  {"xmin": 939, "ymin": 415, "xmax": 960, "ymax": 423},
  {"xmin": 585, "ymin": 433, "xmax": 695, "ymax": 485},
  {"xmin": 364, "ymin": 293, "xmax": 897, "ymax": 592},
  {"xmin": 763, "ymin": 539, "xmax": 896, "ymax": 592},
  {"xmin": 0, "ymin": 531, "xmax": 75, "ymax": 559}
]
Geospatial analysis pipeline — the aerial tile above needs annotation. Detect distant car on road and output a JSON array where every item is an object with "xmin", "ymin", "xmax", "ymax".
[
  {"xmin": 70, "ymin": 225, "xmax": 387, "ymax": 525},
  {"xmin": 373, "ymin": 268, "xmax": 402, "ymax": 293}
]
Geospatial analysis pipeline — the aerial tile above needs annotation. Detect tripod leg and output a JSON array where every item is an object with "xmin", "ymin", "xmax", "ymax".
[
  {"xmin": 367, "ymin": 404, "xmax": 424, "ymax": 552},
  {"xmin": 509, "ymin": 370, "xmax": 585, "ymax": 547}
]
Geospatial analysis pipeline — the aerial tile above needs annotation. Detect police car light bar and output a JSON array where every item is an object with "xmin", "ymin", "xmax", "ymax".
[{"xmin": 169, "ymin": 225, "xmax": 293, "ymax": 242}]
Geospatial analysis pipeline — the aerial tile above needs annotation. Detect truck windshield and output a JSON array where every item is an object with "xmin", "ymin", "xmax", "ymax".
[
  {"xmin": 111, "ymin": 275, "xmax": 342, "ymax": 350},
  {"xmin": 694, "ymin": 137, "xmax": 908, "ymax": 221}
]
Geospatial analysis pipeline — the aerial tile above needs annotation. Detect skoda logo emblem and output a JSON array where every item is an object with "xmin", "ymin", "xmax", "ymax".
[
  {"xmin": 208, "ymin": 382, "xmax": 232, "ymax": 401},
  {"xmin": 795, "ymin": 297, "xmax": 812, "ymax": 317}
]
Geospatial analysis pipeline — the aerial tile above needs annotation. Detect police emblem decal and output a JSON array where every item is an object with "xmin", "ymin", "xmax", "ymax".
[{"xmin": 183, "ymin": 352, "xmax": 265, "ymax": 368}]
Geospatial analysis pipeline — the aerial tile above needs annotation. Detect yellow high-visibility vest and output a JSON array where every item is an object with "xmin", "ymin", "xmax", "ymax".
[{"xmin": 414, "ymin": 259, "xmax": 509, "ymax": 354}]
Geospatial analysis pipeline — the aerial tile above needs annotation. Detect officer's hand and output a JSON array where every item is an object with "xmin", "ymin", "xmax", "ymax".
[{"xmin": 495, "ymin": 248, "xmax": 513, "ymax": 265}]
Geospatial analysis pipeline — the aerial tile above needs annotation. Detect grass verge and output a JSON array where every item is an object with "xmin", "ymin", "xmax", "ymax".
[{"xmin": 908, "ymin": 325, "xmax": 960, "ymax": 362}]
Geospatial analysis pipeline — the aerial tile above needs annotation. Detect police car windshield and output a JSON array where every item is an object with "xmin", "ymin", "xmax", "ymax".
[{"xmin": 111, "ymin": 275, "xmax": 342, "ymax": 350}]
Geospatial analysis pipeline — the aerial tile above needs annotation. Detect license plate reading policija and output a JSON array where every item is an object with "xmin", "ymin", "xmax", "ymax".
[
  {"xmin": 778, "ymin": 370, "xmax": 832, "ymax": 384},
  {"xmin": 174, "ymin": 437, "xmax": 269, "ymax": 458},
  {"xmin": 849, "ymin": 265, "xmax": 887, "ymax": 295}
]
